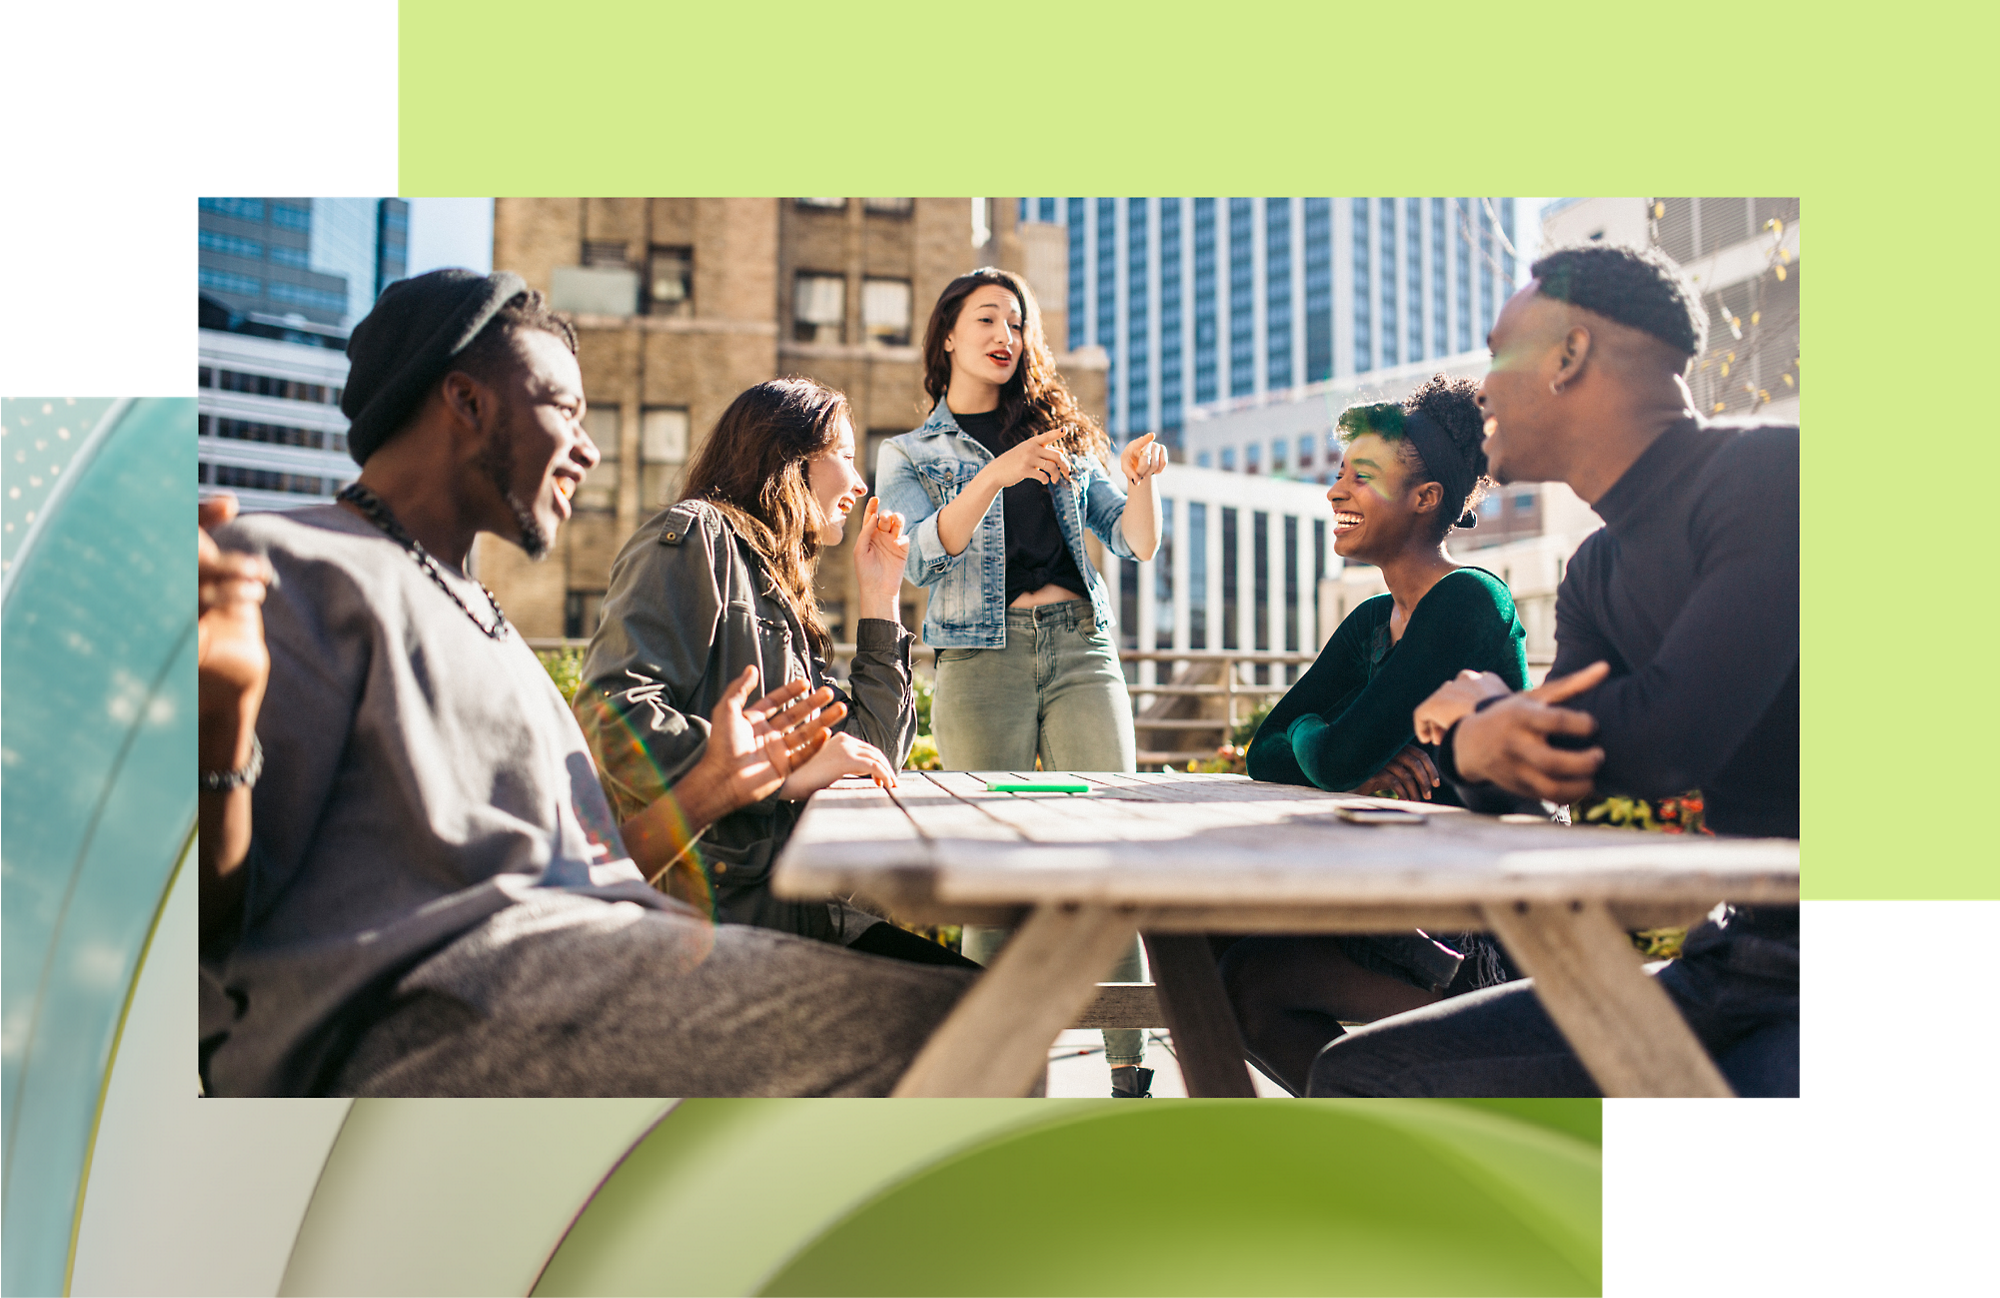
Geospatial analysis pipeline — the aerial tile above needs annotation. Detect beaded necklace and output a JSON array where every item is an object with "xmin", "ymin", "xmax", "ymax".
[{"xmin": 337, "ymin": 482, "xmax": 510, "ymax": 639}]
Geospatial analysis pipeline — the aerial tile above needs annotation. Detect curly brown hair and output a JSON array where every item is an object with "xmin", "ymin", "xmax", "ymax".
[
  {"xmin": 920, "ymin": 268, "xmax": 1109, "ymax": 463},
  {"xmin": 678, "ymin": 378, "xmax": 848, "ymax": 659}
]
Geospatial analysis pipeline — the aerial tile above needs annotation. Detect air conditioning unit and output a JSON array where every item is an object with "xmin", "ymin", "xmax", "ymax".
[{"xmin": 550, "ymin": 265, "xmax": 639, "ymax": 317}]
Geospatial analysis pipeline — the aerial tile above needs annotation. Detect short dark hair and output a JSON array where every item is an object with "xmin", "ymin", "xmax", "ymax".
[
  {"xmin": 453, "ymin": 289, "xmax": 578, "ymax": 383},
  {"xmin": 1531, "ymin": 243, "xmax": 1706, "ymax": 356}
]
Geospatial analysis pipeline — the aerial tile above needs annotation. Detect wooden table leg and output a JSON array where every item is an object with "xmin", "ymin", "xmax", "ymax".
[
  {"xmin": 1481, "ymin": 899, "xmax": 1735, "ymax": 1098},
  {"xmin": 892, "ymin": 904, "xmax": 1140, "ymax": 1098},
  {"xmin": 1141, "ymin": 933, "xmax": 1257, "ymax": 1098}
]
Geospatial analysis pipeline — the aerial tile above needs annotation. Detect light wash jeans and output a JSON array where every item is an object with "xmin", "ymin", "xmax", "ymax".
[{"xmin": 933, "ymin": 601, "xmax": 1147, "ymax": 1069}]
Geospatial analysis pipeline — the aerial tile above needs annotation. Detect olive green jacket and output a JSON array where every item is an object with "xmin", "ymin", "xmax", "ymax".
[{"xmin": 575, "ymin": 499, "xmax": 915, "ymax": 940}]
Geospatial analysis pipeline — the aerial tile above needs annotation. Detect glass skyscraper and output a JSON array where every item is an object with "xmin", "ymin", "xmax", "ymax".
[
  {"xmin": 1019, "ymin": 197, "xmax": 1519, "ymax": 448},
  {"xmin": 198, "ymin": 196, "xmax": 409, "ymax": 330}
]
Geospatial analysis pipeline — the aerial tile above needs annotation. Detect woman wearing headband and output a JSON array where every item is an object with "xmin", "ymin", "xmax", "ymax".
[{"xmin": 1221, "ymin": 374, "xmax": 1534, "ymax": 1095}]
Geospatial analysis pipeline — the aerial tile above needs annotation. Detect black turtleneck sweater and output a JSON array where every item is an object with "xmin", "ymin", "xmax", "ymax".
[{"xmin": 1448, "ymin": 418, "xmax": 1800, "ymax": 840}]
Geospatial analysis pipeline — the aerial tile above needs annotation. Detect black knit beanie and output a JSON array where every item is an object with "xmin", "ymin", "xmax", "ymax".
[{"xmin": 341, "ymin": 268, "xmax": 528, "ymax": 465}]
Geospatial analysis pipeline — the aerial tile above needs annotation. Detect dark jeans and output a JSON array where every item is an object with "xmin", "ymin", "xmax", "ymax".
[{"xmin": 1306, "ymin": 908, "xmax": 1799, "ymax": 1098}]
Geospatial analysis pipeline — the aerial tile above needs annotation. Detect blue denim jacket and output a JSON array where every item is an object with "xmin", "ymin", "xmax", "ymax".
[{"xmin": 876, "ymin": 402, "xmax": 1136, "ymax": 648}]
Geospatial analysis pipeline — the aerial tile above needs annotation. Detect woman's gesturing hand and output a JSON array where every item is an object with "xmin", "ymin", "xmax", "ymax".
[
  {"xmin": 852, "ymin": 497, "xmax": 911, "ymax": 620},
  {"xmin": 986, "ymin": 426, "xmax": 1073, "ymax": 489},
  {"xmin": 778, "ymin": 732, "xmax": 897, "ymax": 800},
  {"xmin": 1121, "ymin": 431, "xmax": 1168, "ymax": 486},
  {"xmin": 1351, "ymin": 744, "xmax": 1441, "ymax": 802}
]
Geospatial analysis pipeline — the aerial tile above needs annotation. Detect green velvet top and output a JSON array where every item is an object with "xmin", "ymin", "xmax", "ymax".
[{"xmin": 1247, "ymin": 567, "xmax": 1528, "ymax": 796}]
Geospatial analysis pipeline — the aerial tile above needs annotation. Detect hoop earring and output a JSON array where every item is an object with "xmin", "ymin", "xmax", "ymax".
[{"xmin": 1549, "ymin": 380, "xmax": 1565, "ymax": 397}]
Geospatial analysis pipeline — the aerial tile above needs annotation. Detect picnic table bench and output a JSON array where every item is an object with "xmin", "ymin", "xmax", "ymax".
[{"xmin": 771, "ymin": 770, "xmax": 1800, "ymax": 1099}]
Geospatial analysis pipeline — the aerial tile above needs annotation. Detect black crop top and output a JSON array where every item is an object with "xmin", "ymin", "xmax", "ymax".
[{"xmin": 953, "ymin": 408, "xmax": 1091, "ymax": 606}]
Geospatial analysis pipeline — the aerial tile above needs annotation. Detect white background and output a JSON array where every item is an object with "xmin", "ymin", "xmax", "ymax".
[{"xmin": 3, "ymin": 4, "xmax": 1991, "ymax": 1293}]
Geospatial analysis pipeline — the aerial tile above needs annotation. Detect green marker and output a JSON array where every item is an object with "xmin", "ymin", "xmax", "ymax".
[{"xmin": 985, "ymin": 779, "xmax": 1092, "ymax": 793}]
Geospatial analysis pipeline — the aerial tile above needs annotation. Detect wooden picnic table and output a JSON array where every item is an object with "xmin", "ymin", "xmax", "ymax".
[{"xmin": 770, "ymin": 770, "xmax": 1800, "ymax": 1099}]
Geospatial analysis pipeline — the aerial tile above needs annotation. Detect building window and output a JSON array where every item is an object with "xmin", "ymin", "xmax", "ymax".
[
  {"xmin": 1379, "ymin": 199, "xmax": 1399, "ymax": 368},
  {"xmin": 1096, "ymin": 199, "xmax": 1117, "ymax": 421},
  {"xmin": 1252, "ymin": 511, "xmax": 1271, "ymax": 678},
  {"xmin": 268, "ymin": 245, "xmax": 311, "ymax": 269},
  {"xmin": 1514, "ymin": 491, "xmax": 1535, "ymax": 509},
  {"xmin": 1500, "ymin": 197, "xmax": 1516, "ymax": 286},
  {"xmin": 1431, "ymin": 197, "xmax": 1449, "ymax": 357},
  {"xmin": 564, "ymin": 590, "xmax": 607, "ymax": 639},
  {"xmin": 204, "ymin": 368, "xmax": 338, "ymax": 404},
  {"xmin": 1352, "ymin": 197, "xmax": 1372, "ymax": 373},
  {"xmin": 1039, "ymin": 196, "xmax": 1056, "ymax": 223},
  {"xmin": 1266, "ymin": 198, "xmax": 1292, "ymax": 390},
  {"xmin": 1221, "ymin": 506, "xmax": 1239, "ymax": 650},
  {"xmin": 207, "ymin": 463, "xmax": 332, "ymax": 496},
  {"xmin": 1187, "ymin": 501, "xmax": 1208, "ymax": 649},
  {"xmin": 641, "ymin": 407, "xmax": 689, "ymax": 507},
  {"xmin": 1297, "ymin": 433, "xmax": 1314, "ymax": 467},
  {"xmin": 206, "ymin": 415, "xmax": 341, "ymax": 452},
  {"xmin": 1119, "ymin": 556, "xmax": 1140, "ymax": 654},
  {"xmin": 1127, "ymin": 199, "xmax": 1150, "ymax": 435},
  {"xmin": 862, "ymin": 277, "xmax": 912, "ymax": 347},
  {"xmin": 1244, "ymin": 442, "xmax": 1261, "ymax": 474},
  {"xmin": 582, "ymin": 239, "xmax": 629, "ymax": 267},
  {"xmin": 1271, "ymin": 439, "xmax": 1287, "ymax": 473},
  {"xmin": 862, "ymin": 197, "xmax": 912, "ymax": 215},
  {"xmin": 793, "ymin": 273, "xmax": 845, "ymax": 344},
  {"xmin": 199, "ymin": 229, "xmax": 263, "ymax": 260},
  {"xmin": 1154, "ymin": 498, "xmax": 1174, "ymax": 651},
  {"xmin": 1303, "ymin": 197, "xmax": 1332, "ymax": 383},
  {"xmin": 577, "ymin": 407, "xmax": 620, "ymax": 511},
  {"xmin": 1479, "ymin": 199, "xmax": 1495, "ymax": 337},
  {"xmin": 1193, "ymin": 197, "xmax": 1218, "ymax": 404},
  {"xmin": 1456, "ymin": 199, "xmax": 1473, "ymax": 354},
  {"xmin": 1159, "ymin": 197, "xmax": 1183, "ymax": 438},
  {"xmin": 1227, "ymin": 198, "xmax": 1254, "ymax": 398},
  {"xmin": 1195, "ymin": 450, "xmax": 1212, "ymax": 468},
  {"xmin": 796, "ymin": 197, "xmax": 846, "ymax": 210},
  {"xmin": 199, "ymin": 267, "xmax": 261, "ymax": 298},
  {"xmin": 270, "ymin": 203, "xmax": 311, "ymax": 231},
  {"xmin": 199, "ymin": 197, "xmax": 264, "ymax": 222},
  {"xmin": 646, "ymin": 246, "xmax": 692, "ymax": 317},
  {"xmin": 266, "ymin": 282, "xmax": 348, "ymax": 315},
  {"xmin": 1219, "ymin": 446, "xmax": 1236, "ymax": 472},
  {"xmin": 1407, "ymin": 197, "xmax": 1425, "ymax": 364},
  {"xmin": 1067, "ymin": 198, "xmax": 1086, "ymax": 351},
  {"xmin": 1284, "ymin": 513, "xmax": 1300, "ymax": 662}
]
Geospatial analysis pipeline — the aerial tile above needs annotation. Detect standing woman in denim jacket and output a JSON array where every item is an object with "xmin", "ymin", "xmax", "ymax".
[{"xmin": 876, "ymin": 268, "xmax": 1169, "ymax": 1095}]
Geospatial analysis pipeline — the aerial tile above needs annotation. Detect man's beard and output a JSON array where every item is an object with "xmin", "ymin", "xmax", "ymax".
[{"xmin": 478, "ymin": 430, "xmax": 553, "ymax": 561}]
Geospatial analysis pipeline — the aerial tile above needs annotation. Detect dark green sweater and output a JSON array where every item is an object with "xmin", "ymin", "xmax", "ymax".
[{"xmin": 1248, "ymin": 567, "xmax": 1528, "ymax": 796}]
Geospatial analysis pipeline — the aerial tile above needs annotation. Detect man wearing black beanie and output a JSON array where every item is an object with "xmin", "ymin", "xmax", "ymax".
[{"xmin": 198, "ymin": 269, "xmax": 973, "ymax": 1096}]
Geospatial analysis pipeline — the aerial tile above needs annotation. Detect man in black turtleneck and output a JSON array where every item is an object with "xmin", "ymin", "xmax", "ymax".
[{"xmin": 1307, "ymin": 243, "xmax": 1799, "ymax": 1098}]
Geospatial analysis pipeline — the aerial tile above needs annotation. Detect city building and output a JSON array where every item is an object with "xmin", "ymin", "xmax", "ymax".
[
  {"xmin": 196, "ymin": 301, "xmax": 356, "ymax": 513},
  {"xmin": 482, "ymin": 197, "xmax": 1106, "ymax": 641},
  {"xmin": 196, "ymin": 197, "xmax": 409, "ymax": 512},
  {"xmin": 1014, "ymin": 197, "xmax": 1522, "ymax": 450},
  {"xmin": 1537, "ymin": 197, "xmax": 1799, "ymax": 424},
  {"xmin": 198, "ymin": 197, "xmax": 408, "ymax": 330}
]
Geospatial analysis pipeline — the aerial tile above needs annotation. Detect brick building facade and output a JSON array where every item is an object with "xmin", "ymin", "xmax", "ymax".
[{"xmin": 478, "ymin": 197, "xmax": 1105, "ymax": 644}]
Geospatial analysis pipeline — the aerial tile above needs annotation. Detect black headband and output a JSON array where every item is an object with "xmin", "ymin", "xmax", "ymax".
[{"xmin": 1399, "ymin": 408, "xmax": 1478, "ymax": 529}]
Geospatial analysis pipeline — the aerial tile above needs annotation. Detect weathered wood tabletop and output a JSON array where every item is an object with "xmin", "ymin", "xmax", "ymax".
[{"xmin": 772, "ymin": 770, "xmax": 1801, "ymax": 1099}]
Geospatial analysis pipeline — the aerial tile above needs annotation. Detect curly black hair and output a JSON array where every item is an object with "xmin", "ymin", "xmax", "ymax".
[
  {"xmin": 1530, "ymin": 243, "xmax": 1706, "ymax": 356},
  {"xmin": 454, "ymin": 289, "xmax": 579, "ymax": 384},
  {"xmin": 1336, "ymin": 374, "xmax": 1491, "ymax": 542}
]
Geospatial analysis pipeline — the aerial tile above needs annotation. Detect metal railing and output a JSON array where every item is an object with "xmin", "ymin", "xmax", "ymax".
[{"xmin": 527, "ymin": 636, "xmax": 1550, "ymax": 770}]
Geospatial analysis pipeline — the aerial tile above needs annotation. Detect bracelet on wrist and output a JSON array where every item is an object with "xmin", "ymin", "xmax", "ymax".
[{"xmin": 200, "ymin": 735, "xmax": 263, "ymax": 793}]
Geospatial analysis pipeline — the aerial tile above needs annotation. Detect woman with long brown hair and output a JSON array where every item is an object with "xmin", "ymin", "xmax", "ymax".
[
  {"xmin": 575, "ymin": 377, "xmax": 969, "ymax": 966},
  {"xmin": 875, "ymin": 268, "xmax": 1170, "ymax": 1093}
]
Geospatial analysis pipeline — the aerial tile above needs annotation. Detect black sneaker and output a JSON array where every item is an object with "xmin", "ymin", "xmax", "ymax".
[{"xmin": 1110, "ymin": 1065, "xmax": 1154, "ymax": 1098}]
